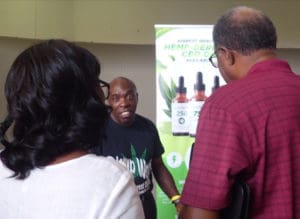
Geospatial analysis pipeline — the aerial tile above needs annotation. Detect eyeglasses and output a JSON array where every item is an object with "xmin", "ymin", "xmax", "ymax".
[
  {"xmin": 209, "ymin": 52, "xmax": 218, "ymax": 68},
  {"xmin": 98, "ymin": 79, "xmax": 110, "ymax": 99}
]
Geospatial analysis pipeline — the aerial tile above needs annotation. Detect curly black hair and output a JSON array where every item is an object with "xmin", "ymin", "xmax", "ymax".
[{"xmin": 0, "ymin": 39, "xmax": 108, "ymax": 179}]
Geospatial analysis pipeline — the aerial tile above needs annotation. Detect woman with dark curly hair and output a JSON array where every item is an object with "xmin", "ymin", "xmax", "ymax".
[{"xmin": 0, "ymin": 39, "xmax": 144, "ymax": 219}]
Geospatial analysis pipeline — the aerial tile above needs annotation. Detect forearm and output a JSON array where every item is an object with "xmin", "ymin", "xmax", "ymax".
[
  {"xmin": 152, "ymin": 158, "xmax": 179, "ymax": 198},
  {"xmin": 157, "ymin": 170, "xmax": 179, "ymax": 197},
  {"xmin": 152, "ymin": 157, "xmax": 184, "ymax": 214}
]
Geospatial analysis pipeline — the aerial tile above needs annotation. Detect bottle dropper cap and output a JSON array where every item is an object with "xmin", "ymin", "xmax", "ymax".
[
  {"xmin": 194, "ymin": 72, "xmax": 205, "ymax": 91},
  {"xmin": 176, "ymin": 76, "xmax": 187, "ymax": 94},
  {"xmin": 212, "ymin": 75, "xmax": 220, "ymax": 93}
]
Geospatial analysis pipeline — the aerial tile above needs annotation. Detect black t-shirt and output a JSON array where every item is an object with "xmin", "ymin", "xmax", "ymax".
[{"xmin": 94, "ymin": 114, "xmax": 164, "ymax": 195}]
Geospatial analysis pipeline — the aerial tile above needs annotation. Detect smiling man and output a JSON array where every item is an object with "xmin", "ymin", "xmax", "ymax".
[
  {"xmin": 108, "ymin": 77, "xmax": 138, "ymax": 126},
  {"xmin": 92, "ymin": 77, "xmax": 182, "ymax": 219}
]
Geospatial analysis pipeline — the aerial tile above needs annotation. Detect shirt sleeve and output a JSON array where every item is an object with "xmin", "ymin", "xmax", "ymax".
[
  {"xmin": 181, "ymin": 102, "xmax": 251, "ymax": 210},
  {"xmin": 150, "ymin": 121, "xmax": 165, "ymax": 157}
]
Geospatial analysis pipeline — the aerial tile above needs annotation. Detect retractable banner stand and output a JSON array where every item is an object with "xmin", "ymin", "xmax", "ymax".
[{"xmin": 154, "ymin": 25, "xmax": 225, "ymax": 219}]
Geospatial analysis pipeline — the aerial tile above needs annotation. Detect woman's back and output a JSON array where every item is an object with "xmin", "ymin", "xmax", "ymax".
[{"xmin": 0, "ymin": 154, "xmax": 143, "ymax": 219}]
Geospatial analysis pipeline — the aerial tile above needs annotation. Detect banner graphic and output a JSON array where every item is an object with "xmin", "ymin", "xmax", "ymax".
[{"xmin": 155, "ymin": 25, "xmax": 225, "ymax": 219}]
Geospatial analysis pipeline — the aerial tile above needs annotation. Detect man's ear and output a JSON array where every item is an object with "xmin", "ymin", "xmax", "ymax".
[
  {"xmin": 136, "ymin": 92, "xmax": 139, "ymax": 102},
  {"xmin": 222, "ymin": 47, "xmax": 235, "ymax": 66},
  {"xmin": 229, "ymin": 50, "xmax": 237, "ymax": 66}
]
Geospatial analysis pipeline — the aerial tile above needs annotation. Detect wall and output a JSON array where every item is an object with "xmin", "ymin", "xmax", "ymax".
[
  {"xmin": 72, "ymin": 0, "xmax": 300, "ymax": 48},
  {"xmin": 0, "ymin": 1, "xmax": 300, "ymax": 48},
  {"xmin": 1, "ymin": 37, "xmax": 300, "ymax": 123},
  {"xmin": 0, "ymin": 1, "xmax": 73, "ymax": 40}
]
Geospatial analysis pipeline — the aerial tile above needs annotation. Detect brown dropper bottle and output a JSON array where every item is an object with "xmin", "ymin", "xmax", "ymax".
[
  {"xmin": 189, "ymin": 72, "xmax": 207, "ymax": 137},
  {"xmin": 211, "ymin": 75, "xmax": 220, "ymax": 93},
  {"xmin": 171, "ymin": 76, "xmax": 189, "ymax": 136},
  {"xmin": 190, "ymin": 72, "xmax": 207, "ymax": 101}
]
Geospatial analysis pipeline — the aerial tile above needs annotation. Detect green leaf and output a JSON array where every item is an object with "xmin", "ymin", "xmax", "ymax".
[
  {"xmin": 155, "ymin": 27, "xmax": 174, "ymax": 38},
  {"xmin": 156, "ymin": 60, "xmax": 167, "ymax": 73},
  {"xmin": 141, "ymin": 149, "xmax": 147, "ymax": 160},
  {"xmin": 130, "ymin": 144, "xmax": 137, "ymax": 157},
  {"xmin": 130, "ymin": 144, "xmax": 139, "ymax": 177},
  {"xmin": 169, "ymin": 55, "xmax": 176, "ymax": 62},
  {"xmin": 159, "ymin": 74, "xmax": 172, "ymax": 102},
  {"xmin": 166, "ymin": 98, "xmax": 171, "ymax": 110},
  {"xmin": 158, "ymin": 74, "xmax": 174, "ymax": 118},
  {"xmin": 163, "ymin": 109, "xmax": 171, "ymax": 118},
  {"xmin": 170, "ymin": 78, "xmax": 177, "ymax": 99}
]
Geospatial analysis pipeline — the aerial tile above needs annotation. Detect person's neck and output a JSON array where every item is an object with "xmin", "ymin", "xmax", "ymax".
[
  {"xmin": 49, "ymin": 150, "xmax": 89, "ymax": 165},
  {"xmin": 237, "ymin": 49, "xmax": 277, "ymax": 78},
  {"xmin": 250, "ymin": 49, "xmax": 277, "ymax": 64}
]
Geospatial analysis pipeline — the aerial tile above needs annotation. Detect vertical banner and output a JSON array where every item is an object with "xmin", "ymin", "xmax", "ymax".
[{"xmin": 155, "ymin": 25, "xmax": 225, "ymax": 219}]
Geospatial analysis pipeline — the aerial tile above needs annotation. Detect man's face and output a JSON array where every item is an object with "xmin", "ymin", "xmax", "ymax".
[{"xmin": 108, "ymin": 79, "xmax": 138, "ymax": 126}]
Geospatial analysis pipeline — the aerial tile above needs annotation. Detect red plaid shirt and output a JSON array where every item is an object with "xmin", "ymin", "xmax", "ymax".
[{"xmin": 181, "ymin": 59, "xmax": 300, "ymax": 219}]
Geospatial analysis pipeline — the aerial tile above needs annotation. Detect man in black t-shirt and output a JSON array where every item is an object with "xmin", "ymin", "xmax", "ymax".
[{"xmin": 92, "ymin": 77, "xmax": 182, "ymax": 219}]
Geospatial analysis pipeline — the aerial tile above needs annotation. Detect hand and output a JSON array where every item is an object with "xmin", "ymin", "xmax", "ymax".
[{"xmin": 175, "ymin": 203, "xmax": 184, "ymax": 215}]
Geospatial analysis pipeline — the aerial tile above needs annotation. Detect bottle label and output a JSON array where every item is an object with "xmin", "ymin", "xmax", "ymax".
[
  {"xmin": 188, "ymin": 101, "xmax": 205, "ymax": 137},
  {"xmin": 171, "ymin": 102, "xmax": 189, "ymax": 135}
]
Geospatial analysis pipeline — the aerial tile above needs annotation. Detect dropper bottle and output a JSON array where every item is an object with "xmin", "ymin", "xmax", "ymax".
[
  {"xmin": 188, "ymin": 72, "xmax": 207, "ymax": 137},
  {"xmin": 191, "ymin": 72, "xmax": 206, "ymax": 101},
  {"xmin": 211, "ymin": 75, "xmax": 220, "ymax": 93},
  {"xmin": 171, "ymin": 76, "xmax": 189, "ymax": 136}
]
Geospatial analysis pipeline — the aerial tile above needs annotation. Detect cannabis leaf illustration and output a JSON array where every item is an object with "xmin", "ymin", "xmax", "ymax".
[
  {"xmin": 130, "ymin": 144, "xmax": 138, "ymax": 177},
  {"xmin": 155, "ymin": 27, "xmax": 173, "ymax": 38},
  {"xmin": 158, "ymin": 74, "xmax": 176, "ymax": 118},
  {"xmin": 141, "ymin": 149, "xmax": 147, "ymax": 160}
]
